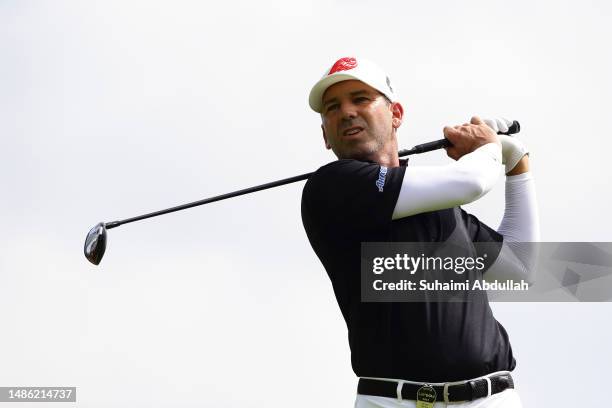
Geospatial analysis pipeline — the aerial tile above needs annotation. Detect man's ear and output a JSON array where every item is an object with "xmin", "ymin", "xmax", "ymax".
[
  {"xmin": 391, "ymin": 102, "xmax": 404, "ymax": 130},
  {"xmin": 321, "ymin": 124, "xmax": 331, "ymax": 150}
]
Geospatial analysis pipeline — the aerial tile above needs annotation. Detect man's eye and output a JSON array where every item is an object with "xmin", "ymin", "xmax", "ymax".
[
  {"xmin": 326, "ymin": 104, "xmax": 339, "ymax": 112},
  {"xmin": 354, "ymin": 97, "xmax": 369, "ymax": 103}
]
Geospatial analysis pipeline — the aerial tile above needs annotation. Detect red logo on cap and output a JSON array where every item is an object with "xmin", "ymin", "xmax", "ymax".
[{"xmin": 328, "ymin": 57, "xmax": 358, "ymax": 75}]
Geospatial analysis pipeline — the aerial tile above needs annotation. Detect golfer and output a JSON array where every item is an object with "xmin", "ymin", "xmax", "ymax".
[{"xmin": 301, "ymin": 57, "xmax": 539, "ymax": 407}]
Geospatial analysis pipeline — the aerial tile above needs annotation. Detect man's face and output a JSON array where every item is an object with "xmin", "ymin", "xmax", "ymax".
[{"xmin": 320, "ymin": 80, "xmax": 401, "ymax": 160}]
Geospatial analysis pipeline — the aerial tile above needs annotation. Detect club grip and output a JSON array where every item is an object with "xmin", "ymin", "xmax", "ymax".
[
  {"xmin": 411, "ymin": 138, "xmax": 452, "ymax": 154},
  {"xmin": 398, "ymin": 120, "xmax": 520, "ymax": 157},
  {"xmin": 501, "ymin": 120, "xmax": 520, "ymax": 135}
]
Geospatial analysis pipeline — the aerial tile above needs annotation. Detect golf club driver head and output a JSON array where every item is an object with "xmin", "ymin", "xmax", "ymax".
[{"xmin": 84, "ymin": 222, "xmax": 107, "ymax": 265}]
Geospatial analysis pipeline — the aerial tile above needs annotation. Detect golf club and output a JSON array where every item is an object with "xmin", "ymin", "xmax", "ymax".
[{"xmin": 84, "ymin": 120, "xmax": 520, "ymax": 265}]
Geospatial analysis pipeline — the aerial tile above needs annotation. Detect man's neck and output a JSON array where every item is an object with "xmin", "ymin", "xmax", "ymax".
[
  {"xmin": 367, "ymin": 139, "xmax": 400, "ymax": 168},
  {"xmin": 372, "ymin": 152, "xmax": 400, "ymax": 168}
]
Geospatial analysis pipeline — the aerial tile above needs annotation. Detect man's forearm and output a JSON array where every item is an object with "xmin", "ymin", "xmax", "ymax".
[
  {"xmin": 498, "ymin": 136, "xmax": 537, "ymax": 240},
  {"xmin": 488, "ymin": 166, "xmax": 540, "ymax": 284},
  {"xmin": 498, "ymin": 169, "xmax": 540, "ymax": 243}
]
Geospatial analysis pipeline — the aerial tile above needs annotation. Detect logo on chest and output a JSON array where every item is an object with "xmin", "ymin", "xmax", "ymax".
[{"xmin": 376, "ymin": 166, "xmax": 388, "ymax": 192}]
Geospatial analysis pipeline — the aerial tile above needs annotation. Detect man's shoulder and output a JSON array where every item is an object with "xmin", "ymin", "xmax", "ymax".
[
  {"xmin": 314, "ymin": 158, "xmax": 372, "ymax": 176},
  {"xmin": 307, "ymin": 159, "xmax": 378, "ymax": 185},
  {"xmin": 302, "ymin": 159, "xmax": 380, "ymax": 200}
]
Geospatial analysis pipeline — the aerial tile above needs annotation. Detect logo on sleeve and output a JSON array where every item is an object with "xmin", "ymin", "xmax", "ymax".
[{"xmin": 376, "ymin": 166, "xmax": 388, "ymax": 192}]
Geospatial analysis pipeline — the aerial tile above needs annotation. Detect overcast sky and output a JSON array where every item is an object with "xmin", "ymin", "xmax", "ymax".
[{"xmin": 1, "ymin": 1, "xmax": 611, "ymax": 407}]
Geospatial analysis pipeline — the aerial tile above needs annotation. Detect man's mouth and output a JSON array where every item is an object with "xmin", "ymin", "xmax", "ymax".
[{"xmin": 343, "ymin": 126, "xmax": 364, "ymax": 137}]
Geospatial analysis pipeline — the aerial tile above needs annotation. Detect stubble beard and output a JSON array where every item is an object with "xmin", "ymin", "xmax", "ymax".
[{"xmin": 332, "ymin": 129, "xmax": 390, "ymax": 162}]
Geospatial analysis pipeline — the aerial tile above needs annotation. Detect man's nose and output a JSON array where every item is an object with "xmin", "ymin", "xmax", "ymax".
[{"xmin": 339, "ymin": 102, "xmax": 358, "ymax": 118}]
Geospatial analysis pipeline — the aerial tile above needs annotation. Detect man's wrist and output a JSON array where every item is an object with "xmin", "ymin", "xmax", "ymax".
[{"xmin": 506, "ymin": 154, "xmax": 530, "ymax": 176}]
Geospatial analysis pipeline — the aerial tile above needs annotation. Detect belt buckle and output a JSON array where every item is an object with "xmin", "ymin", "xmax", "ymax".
[{"xmin": 443, "ymin": 379, "xmax": 468, "ymax": 403}]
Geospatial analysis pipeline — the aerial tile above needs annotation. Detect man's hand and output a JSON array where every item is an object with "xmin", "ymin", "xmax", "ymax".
[
  {"xmin": 482, "ymin": 117, "xmax": 530, "ymax": 175},
  {"xmin": 498, "ymin": 135, "xmax": 530, "ymax": 175},
  {"xmin": 443, "ymin": 116, "xmax": 500, "ymax": 161}
]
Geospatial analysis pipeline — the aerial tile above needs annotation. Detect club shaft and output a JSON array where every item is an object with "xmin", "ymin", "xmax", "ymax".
[
  {"xmin": 105, "ymin": 120, "xmax": 520, "ymax": 230},
  {"xmin": 105, "ymin": 146, "xmax": 423, "ymax": 229},
  {"xmin": 105, "ymin": 172, "xmax": 313, "ymax": 229},
  {"xmin": 105, "ymin": 142, "xmax": 440, "ymax": 229}
]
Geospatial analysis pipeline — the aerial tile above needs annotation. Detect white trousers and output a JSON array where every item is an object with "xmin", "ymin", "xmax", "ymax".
[
  {"xmin": 354, "ymin": 372, "xmax": 522, "ymax": 408},
  {"xmin": 355, "ymin": 388, "xmax": 522, "ymax": 408}
]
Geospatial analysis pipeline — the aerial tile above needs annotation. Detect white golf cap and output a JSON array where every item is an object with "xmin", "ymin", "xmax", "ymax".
[{"xmin": 308, "ymin": 56, "xmax": 397, "ymax": 113}]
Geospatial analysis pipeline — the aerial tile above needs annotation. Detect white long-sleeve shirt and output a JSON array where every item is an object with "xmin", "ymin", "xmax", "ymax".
[{"xmin": 391, "ymin": 143, "xmax": 539, "ymax": 283}]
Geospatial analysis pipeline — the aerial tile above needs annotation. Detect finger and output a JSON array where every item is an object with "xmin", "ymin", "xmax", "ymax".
[
  {"xmin": 496, "ymin": 117, "xmax": 509, "ymax": 133},
  {"xmin": 443, "ymin": 126, "xmax": 462, "ymax": 145},
  {"xmin": 484, "ymin": 118, "xmax": 499, "ymax": 132},
  {"xmin": 501, "ymin": 117, "xmax": 513, "ymax": 128},
  {"xmin": 443, "ymin": 126, "xmax": 458, "ymax": 138},
  {"xmin": 470, "ymin": 116, "xmax": 484, "ymax": 125}
]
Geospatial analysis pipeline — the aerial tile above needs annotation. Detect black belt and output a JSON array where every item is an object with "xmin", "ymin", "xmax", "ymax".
[{"xmin": 357, "ymin": 372, "xmax": 514, "ymax": 403}]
